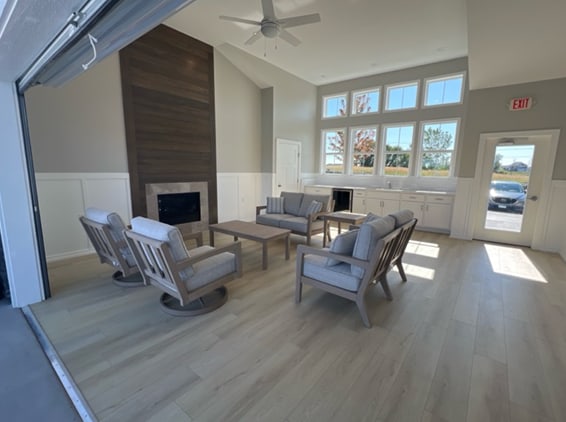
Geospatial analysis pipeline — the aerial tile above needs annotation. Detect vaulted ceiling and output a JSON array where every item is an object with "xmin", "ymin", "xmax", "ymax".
[{"xmin": 2, "ymin": 0, "xmax": 566, "ymax": 89}]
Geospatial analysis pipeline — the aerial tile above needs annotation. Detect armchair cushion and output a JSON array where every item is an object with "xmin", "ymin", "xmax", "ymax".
[
  {"xmin": 131, "ymin": 216, "xmax": 193, "ymax": 279},
  {"xmin": 326, "ymin": 229, "xmax": 359, "ymax": 266},
  {"xmin": 364, "ymin": 212, "xmax": 381, "ymax": 223},
  {"xmin": 281, "ymin": 192, "xmax": 303, "ymax": 215},
  {"xmin": 351, "ymin": 216, "xmax": 395, "ymax": 277},
  {"xmin": 266, "ymin": 197, "xmax": 285, "ymax": 214},
  {"xmin": 188, "ymin": 250, "xmax": 238, "ymax": 290},
  {"xmin": 389, "ymin": 209, "xmax": 414, "ymax": 228},
  {"xmin": 303, "ymin": 255, "xmax": 361, "ymax": 292}
]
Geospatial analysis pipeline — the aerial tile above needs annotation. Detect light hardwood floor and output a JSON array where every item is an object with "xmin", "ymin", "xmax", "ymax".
[{"xmin": 31, "ymin": 231, "xmax": 566, "ymax": 421}]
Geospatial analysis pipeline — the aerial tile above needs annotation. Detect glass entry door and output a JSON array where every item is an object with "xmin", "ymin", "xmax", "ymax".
[{"xmin": 474, "ymin": 136, "xmax": 548, "ymax": 246}]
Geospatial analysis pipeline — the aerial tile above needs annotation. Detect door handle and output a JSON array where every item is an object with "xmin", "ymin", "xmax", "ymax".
[
  {"xmin": 527, "ymin": 195, "xmax": 538, "ymax": 201},
  {"xmin": 277, "ymin": 184, "xmax": 282, "ymax": 187}
]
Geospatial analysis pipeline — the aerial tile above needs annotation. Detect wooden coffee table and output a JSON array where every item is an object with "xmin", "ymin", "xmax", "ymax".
[
  {"xmin": 209, "ymin": 220, "xmax": 290, "ymax": 270},
  {"xmin": 323, "ymin": 211, "xmax": 367, "ymax": 247}
]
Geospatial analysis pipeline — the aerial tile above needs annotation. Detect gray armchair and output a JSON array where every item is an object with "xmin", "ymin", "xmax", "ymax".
[
  {"xmin": 295, "ymin": 215, "xmax": 416, "ymax": 328},
  {"xmin": 124, "ymin": 217, "xmax": 242, "ymax": 316},
  {"xmin": 79, "ymin": 207, "xmax": 143, "ymax": 287}
]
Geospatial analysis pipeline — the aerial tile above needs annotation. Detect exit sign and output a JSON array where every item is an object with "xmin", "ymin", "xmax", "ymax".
[{"xmin": 509, "ymin": 96, "xmax": 533, "ymax": 111}]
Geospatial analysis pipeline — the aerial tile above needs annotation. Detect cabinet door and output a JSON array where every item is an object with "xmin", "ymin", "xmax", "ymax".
[
  {"xmin": 365, "ymin": 198, "xmax": 382, "ymax": 215},
  {"xmin": 352, "ymin": 197, "xmax": 366, "ymax": 213},
  {"xmin": 400, "ymin": 201, "xmax": 424, "ymax": 223},
  {"xmin": 304, "ymin": 186, "xmax": 332, "ymax": 195},
  {"xmin": 424, "ymin": 203, "xmax": 452, "ymax": 231},
  {"xmin": 382, "ymin": 199, "xmax": 400, "ymax": 216}
]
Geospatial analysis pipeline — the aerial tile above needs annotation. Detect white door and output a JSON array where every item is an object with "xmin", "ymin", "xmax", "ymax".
[
  {"xmin": 275, "ymin": 139, "xmax": 301, "ymax": 195},
  {"xmin": 473, "ymin": 133, "xmax": 553, "ymax": 246}
]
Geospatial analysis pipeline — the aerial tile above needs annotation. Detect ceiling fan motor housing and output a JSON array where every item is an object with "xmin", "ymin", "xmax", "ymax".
[{"xmin": 260, "ymin": 20, "xmax": 279, "ymax": 38}]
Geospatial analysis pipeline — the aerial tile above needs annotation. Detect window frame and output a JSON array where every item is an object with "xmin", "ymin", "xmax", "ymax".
[
  {"xmin": 348, "ymin": 125, "xmax": 379, "ymax": 176},
  {"xmin": 350, "ymin": 87, "xmax": 381, "ymax": 116},
  {"xmin": 321, "ymin": 92, "xmax": 349, "ymax": 120},
  {"xmin": 422, "ymin": 72, "xmax": 466, "ymax": 108},
  {"xmin": 321, "ymin": 128, "xmax": 347, "ymax": 175},
  {"xmin": 417, "ymin": 118, "xmax": 460, "ymax": 178},
  {"xmin": 384, "ymin": 80, "xmax": 420, "ymax": 112},
  {"xmin": 379, "ymin": 122, "xmax": 416, "ymax": 177}
]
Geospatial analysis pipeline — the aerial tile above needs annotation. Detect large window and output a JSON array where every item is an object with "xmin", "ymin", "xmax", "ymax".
[
  {"xmin": 382, "ymin": 124, "xmax": 414, "ymax": 177},
  {"xmin": 350, "ymin": 126, "xmax": 377, "ymax": 175},
  {"xmin": 323, "ymin": 129, "xmax": 346, "ymax": 174},
  {"xmin": 419, "ymin": 120, "xmax": 459, "ymax": 177},
  {"xmin": 322, "ymin": 94, "xmax": 347, "ymax": 118},
  {"xmin": 385, "ymin": 81, "xmax": 418, "ymax": 111},
  {"xmin": 351, "ymin": 88, "xmax": 380, "ymax": 115},
  {"xmin": 423, "ymin": 73, "xmax": 464, "ymax": 107}
]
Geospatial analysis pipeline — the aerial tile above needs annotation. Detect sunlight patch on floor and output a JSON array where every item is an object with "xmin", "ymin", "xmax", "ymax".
[
  {"xmin": 484, "ymin": 243, "xmax": 547, "ymax": 283},
  {"xmin": 405, "ymin": 240, "xmax": 440, "ymax": 258},
  {"xmin": 403, "ymin": 264, "xmax": 436, "ymax": 280}
]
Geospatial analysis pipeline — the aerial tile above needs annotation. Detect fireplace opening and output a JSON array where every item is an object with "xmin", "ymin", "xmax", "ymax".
[{"xmin": 157, "ymin": 192, "xmax": 201, "ymax": 226}]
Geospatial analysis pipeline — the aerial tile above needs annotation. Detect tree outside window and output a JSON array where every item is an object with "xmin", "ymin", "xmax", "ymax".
[
  {"xmin": 383, "ymin": 125, "xmax": 413, "ymax": 176},
  {"xmin": 323, "ymin": 129, "xmax": 346, "ymax": 174},
  {"xmin": 420, "ymin": 121, "xmax": 458, "ymax": 177},
  {"xmin": 351, "ymin": 89, "xmax": 380, "ymax": 115},
  {"xmin": 351, "ymin": 127, "xmax": 377, "ymax": 175}
]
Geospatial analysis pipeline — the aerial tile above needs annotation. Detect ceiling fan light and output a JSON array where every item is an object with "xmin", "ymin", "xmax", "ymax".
[{"xmin": 261, "ymin": 22, "xmax": 279, "ymax": 38}]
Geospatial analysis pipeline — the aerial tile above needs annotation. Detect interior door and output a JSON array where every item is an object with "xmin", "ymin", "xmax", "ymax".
[
  {"xmin": 275, "ymin": 139, "xmax": 301, "ymax": 195},
  {"xmin": 473, "ymin": 135, "xmax": 549, "ymax": 246}
]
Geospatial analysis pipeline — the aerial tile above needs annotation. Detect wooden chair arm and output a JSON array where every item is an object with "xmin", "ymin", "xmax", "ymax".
[
  {"xmin": 183, "ymin": 231, "xmax": 203, "ymax": 247},
  {"xmin": 256, "ymin": 205, "xmax": 267, "ymax": 216},
  {"xmin": 296, "ymin": 244, "xmax": 371, "ymax": 269}
]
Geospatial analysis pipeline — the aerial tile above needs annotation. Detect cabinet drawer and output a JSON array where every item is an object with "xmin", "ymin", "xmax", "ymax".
[
  {"xmin": 353, "ymin": 190, "xmax": 366, "ymax": 198},
  {"xmin": 400, "ymin": 193, "xmax": 425, "ymax": 201},
  {"xmin": 366, "ymin": 190, "xmax": 401, "ymax": 200},
  {"xmin": 425, "ymin": 194, "xmax": 454, "ymax": 204},
  {"xmin": 304, "ymin": 186, "xmax": 332, "ymax": 195}
]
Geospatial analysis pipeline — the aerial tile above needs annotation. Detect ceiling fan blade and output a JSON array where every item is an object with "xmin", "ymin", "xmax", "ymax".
[
  {"xmin": 278, "ymin": 13, "xmax": 321, "ymax": 28},
  {"xmin": 278, "ymin": 29, "xmax": 301, "ymax": 47},
  {"xmin": 219, "ymin": 15, "xmax": 262, "ymax": 26},
  {"xmin": 244, "ymin": 31, "xmax": 263, "ymax": 45},
  {"xmin": 261, "ymin": 0, "xmax": 276, "ymax": 19}
]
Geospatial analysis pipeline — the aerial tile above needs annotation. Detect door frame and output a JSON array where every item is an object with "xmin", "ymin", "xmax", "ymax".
[
  {"xmin": 274, "ymin": 138, "xmax": 301, "ymax": 195},
  {"xmin": 470, "ymin": 129, "xmax": 559, "ymax": 249}
]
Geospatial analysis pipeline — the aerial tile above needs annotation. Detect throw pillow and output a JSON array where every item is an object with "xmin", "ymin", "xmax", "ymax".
[
  {"xmin": 326, "ymin": 229, "xmax": 359, "ymax": 266},
  {"xmin": 305, "ymin": 200, "xmax": 323, "ymax": 216},
  {"xmin": 266, "ymin": 197, "xmax": 285, "ymax": 214}
]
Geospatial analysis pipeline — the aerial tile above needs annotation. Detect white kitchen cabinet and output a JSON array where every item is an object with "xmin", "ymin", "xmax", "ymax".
[
  {"xmin": 352, "ymin": 189, "xmax": 366, "ymax": 213},
  {"xmin": 400, "ymin": 192, "xmax": 453, "ymax": 232},
  {"xmin": 365, "ymin": 190, "xmax": 401, "ymax": 216}
]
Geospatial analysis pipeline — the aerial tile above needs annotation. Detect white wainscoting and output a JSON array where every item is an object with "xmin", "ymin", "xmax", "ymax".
[
  {"xmin": 217, "ymin": 173, "xmax": 272, "ymax": 223},
  {"xmin": 450, "ymin": 177, "xmax": 474, "ymax": 240},
  {"xmin": 541, "ymin": 180, "xmax": 566, "ymax": 254},
  {"xmin": 36, "ymin": 173, "xmax": 132, "ymax": 262}
]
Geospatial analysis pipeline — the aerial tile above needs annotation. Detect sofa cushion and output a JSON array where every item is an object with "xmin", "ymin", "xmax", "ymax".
[
  {"xmin": 281, "ymin": 192, "xmax": 304, "ymax": 215},
  {"xmin": 266, "ymin": 196, "xmax": 285, "ymax": 214},
  {"xmin": 279, "ymin": 216, "xmax": 324, "ymax": 233},
  {"xmin": 389, "ymin": 209, "xmax": 414, "ymax": 228},
  {"xmin": 131, "ymin": 216, "xmax": 193, "ymax": 279},
  {"xmin": 304, "ymin": 255, "xmax": 361, "ymax": 292},
  {"xmin": 351, "ymin": 216, "xmax": 395, "ymax": 278},
  {"xmin": 298, "ymin": 194, "xmax": 332, "ymax": 216},
  {"xmin": 256, "ymin": 213, "xmax": 294, "ymax": 227},
  {"xmin": 326, "ymin": 229, "xmax": 359, "ymax": 266},
  {"xmin": 305, "ymin": 200, "xmax": 323, "ymax": 216}
]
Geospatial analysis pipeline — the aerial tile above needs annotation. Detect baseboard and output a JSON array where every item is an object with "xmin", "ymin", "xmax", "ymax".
[{"xmin": 46, "ymin": 248, "xmax": 92, "ymax": 264}]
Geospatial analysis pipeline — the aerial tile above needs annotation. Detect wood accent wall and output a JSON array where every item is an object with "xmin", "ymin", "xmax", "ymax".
[{"xmin": 120, "ymin": 25, "xmax": 217, "ymax": 222}]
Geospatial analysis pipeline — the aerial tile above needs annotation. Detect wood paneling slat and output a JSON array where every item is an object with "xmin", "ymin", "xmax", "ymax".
[{"xmin": 120, "ymin": 25, "xmax": 217, "ymax": 221}]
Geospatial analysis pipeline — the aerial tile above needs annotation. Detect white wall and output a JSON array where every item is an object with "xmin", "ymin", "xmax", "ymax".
[{"xmin": 0, "ymin": 82, "xmax": 44, "ymax": 306}]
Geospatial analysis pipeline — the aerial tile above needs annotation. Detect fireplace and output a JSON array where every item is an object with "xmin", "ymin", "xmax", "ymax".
[{"xmin": 146, "ymin": 181, "xmax": 209, "ymax": 235}]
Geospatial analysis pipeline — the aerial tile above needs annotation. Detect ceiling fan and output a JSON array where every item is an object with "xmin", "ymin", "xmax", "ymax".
[{"xmin": 219, "ymin": 0, "xmax": 321, "ymax": 47}]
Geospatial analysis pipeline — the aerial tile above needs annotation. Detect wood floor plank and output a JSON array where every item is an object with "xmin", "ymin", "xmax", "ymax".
[{"xmin": 466, "ymin": 353, "xmax": 510, "ymax": 422}]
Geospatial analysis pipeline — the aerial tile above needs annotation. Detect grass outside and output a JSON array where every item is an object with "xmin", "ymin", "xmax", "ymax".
[
  {"xmin": 326, "ymin": 165, "xmax": 450, "ymax": 177},
  {"xmin": 491, "ymin": 171, "xmax": 530, "ymax": 185}
]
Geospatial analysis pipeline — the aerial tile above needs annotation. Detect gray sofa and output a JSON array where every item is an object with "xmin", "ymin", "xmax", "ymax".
[{"xmin": 256, "ymin": 191, "xmax": 333, "ymax": 245}]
